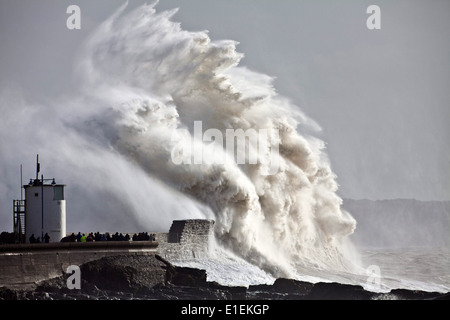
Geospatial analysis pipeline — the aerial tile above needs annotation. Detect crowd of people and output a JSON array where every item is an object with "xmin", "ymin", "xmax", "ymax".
[
  {"xmin": 60, "ymin": 231, "xmax": 156, "ymax": 243},
  {"xmin": 29, "ymin": 233, "xmax": 50, "ymax": 243}
]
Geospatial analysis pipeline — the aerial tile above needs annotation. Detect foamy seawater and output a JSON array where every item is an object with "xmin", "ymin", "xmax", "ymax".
[
  {"xmin": 174, "ymin": 246, "xmax": 450, "ymax": 294},
  {"xmin": 360, "ymin": 247, "xmax": 450, "ymax": 293}
]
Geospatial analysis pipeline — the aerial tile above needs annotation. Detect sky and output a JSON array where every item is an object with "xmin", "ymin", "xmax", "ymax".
[{"xmin": 0, "ymin": 0, "xmax": 449, "ymax": 203}]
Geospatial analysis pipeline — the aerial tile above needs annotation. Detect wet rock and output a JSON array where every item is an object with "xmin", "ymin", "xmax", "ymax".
[
  {"xmin": 0, "ymin": 287, "xmax": 18, "ymax": 300},
  {"xmin": 80, "ymin": 254, "xmax": 167, "ymax": 292},
  {"xmin": 168, "ymin": 266, "xmax": 207, "ymax": 287},
  {"xmin": 389, "ymin": 288, "xmax": 448, "ymax": 300},
  {"xmin": 208, "ymin": 281, "xmax": 247, "ymax": 300},
  {"xmin": 307, "ymin": 282, "xmax": 374, "ymax": 300},
  {"xmin": 272, "ymin": 278, "xmax": 314, "ymax": 295}
]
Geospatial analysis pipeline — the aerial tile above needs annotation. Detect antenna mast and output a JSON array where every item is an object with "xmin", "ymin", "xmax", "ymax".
[
  {"xmin": 36, "ymin": 154, "xmax": 40, "ymax": 181},
  {"xmin": 20, "ymin": 164, "xmax": 23, "ymax": 201}
]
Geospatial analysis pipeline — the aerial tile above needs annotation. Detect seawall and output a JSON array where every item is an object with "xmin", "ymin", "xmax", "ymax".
[
  {"xmin": 0, "ymin": 241, "xmax": 158, "ymax": 289},
  {"xmin": 157, "ymin": 219, "xmax": 215, "ymax": 261},
  {"xmin": 0, "ymin": 219, "xmax": 215, "ymax": 290}
]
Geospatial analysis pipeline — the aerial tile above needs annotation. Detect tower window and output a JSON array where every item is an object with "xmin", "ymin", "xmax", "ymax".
[{"xmin": 53, "ymin": 186, "xmax": 64, "ymax": 200}]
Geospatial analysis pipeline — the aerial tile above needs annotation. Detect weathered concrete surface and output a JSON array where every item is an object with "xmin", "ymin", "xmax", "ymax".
[
  {"xmin": 0, "ymin": 241, "xmax": 158, "ymax": 289},
  {"xmin": 157, "ymin": 220, "xmax": 214, "ymax": 261}
]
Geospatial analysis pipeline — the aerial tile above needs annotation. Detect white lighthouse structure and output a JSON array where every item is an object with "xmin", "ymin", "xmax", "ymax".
[{"xmin": 23, "ymin": 155, "xmax": 66, "ymax": 243}]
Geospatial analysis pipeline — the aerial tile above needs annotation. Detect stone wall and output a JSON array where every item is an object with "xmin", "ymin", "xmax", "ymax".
[
  {"xmin": 157, "ymin": 219, "xmax": 215, "ymax": 262},
  {"xmin": 0, "ymin": 241, "xmax": 158, "ymax": 290}
]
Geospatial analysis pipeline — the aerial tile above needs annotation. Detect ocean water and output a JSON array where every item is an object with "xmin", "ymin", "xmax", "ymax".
[
  {"xmin": 174, "ymin": 245, "xmax": 450, "ymax": 294},
  {"xmin": 359, "ymin": 247, "xmax": 450, "ymax": 293}
]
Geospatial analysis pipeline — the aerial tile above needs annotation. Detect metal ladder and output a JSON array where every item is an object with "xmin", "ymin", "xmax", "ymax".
[{"xmin": 13, "ymin": 200, "xmax": 26, "ymax": 243}]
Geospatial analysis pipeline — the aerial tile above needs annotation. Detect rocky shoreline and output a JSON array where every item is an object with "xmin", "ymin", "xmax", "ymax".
[{"xmin": 1, "ymin": 254, "xmax": 448, "ymax": 300}]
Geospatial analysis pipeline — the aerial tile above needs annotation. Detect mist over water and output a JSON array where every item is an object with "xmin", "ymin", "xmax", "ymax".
[{"xmin": 1, "ymin": 3, "xmax": 360, "ymax": 280}]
